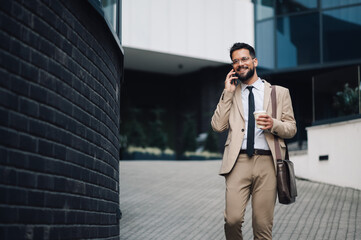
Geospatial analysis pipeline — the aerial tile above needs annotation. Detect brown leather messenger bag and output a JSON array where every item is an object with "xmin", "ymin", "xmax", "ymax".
[{"xmin": 271, "ymin": 85, "xmax": 297, "ymax": 205}]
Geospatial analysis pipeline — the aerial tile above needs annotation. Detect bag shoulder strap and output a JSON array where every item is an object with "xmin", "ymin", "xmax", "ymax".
[{"xmin": 271, "ymin": 85, "xmax": 289, "ymax": 160}]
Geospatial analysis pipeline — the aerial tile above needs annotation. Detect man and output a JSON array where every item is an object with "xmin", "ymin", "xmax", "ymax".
[{"xmin": 211, "ymin": 43, "xmax": 297, "ymax": 240}]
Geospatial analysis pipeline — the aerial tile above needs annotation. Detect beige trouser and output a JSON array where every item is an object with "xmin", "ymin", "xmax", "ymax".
[{"xmin": 224, "ymin": 154, "xmax": 277, "ymax": 240}]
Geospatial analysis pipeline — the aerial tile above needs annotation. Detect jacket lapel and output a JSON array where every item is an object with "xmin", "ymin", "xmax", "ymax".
[{"xmin": 235, "ymin": 84, "xmax": 245, "ymax": 120}]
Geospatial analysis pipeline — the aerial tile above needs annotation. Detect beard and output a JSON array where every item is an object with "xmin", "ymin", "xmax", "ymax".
[{"xmin": 235, "ymin": 66, "xmax": 255, "ymax": 83}]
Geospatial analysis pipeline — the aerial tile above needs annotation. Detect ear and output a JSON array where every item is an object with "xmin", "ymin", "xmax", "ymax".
[{"xmin": 253, "ymin": 58, "xmax": 258, "ymax": 67}]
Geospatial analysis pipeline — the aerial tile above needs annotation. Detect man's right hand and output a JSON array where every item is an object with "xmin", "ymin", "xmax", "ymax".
[{"xmin": 224, "ymin": 69, "xmax": 238, "ymax": 93}]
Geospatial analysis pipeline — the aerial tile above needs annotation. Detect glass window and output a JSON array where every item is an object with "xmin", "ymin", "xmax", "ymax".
[
  {"xmin": 276, "ymin": 0, "xmax": 317, "ymax": 14},
  {"xmin": 313, "ymin": 66, "xmax": 360, "ymax": 122},
  {"xmin": 276, "ymin": 13, "xmax": 320, "ymax": 69},
  {"xmin": 323, "ymin": 6, "xmax": 361, "ymax": 62},
  {"xmin": 101, "ymin": 0, "xmax": 118, "ymax": 33},
  {"xmin": 256, "ymin": 0, "xmax": 275, "ymax": 21},
  {"xmin": 256, "ymin": 20, "xmax": 275, "ymax": 69},
  {"xmin": 322, "ymin": 0, "xmax": 361, "ymax": 9}
]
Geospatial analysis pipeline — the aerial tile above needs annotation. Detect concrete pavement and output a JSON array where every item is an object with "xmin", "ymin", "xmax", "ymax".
[{"xmin": 119, "ymin": 160, "xmax": 361, "ymax": 240}]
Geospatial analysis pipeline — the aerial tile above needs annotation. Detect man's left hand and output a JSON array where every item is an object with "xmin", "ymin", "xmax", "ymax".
[{"xmin": 256, "ymin": 114, "xmax": 273, "ymax": 130}]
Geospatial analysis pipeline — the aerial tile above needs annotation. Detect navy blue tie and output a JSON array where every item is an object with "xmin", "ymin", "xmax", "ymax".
[{"xmin": 246, "ymin": 86, "xmax": 255, "ymax": 157}]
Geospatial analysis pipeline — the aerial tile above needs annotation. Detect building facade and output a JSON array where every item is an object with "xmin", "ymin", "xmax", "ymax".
[
  {"xmin": 120, "ymin": 0, "xmax": 255, "ymax": 157},
  {"xmin": 254, "ymin": 0, "xmax": 361, "ymax": 189},
  {"xmin": 255, "ymin": 0, "xmax": 361, "ymax": 132}
]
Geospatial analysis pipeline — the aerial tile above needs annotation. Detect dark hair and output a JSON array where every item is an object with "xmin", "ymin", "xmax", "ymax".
[{"xmin": 230, "ymin": 42, "xmax": 256, "ymax": 60}]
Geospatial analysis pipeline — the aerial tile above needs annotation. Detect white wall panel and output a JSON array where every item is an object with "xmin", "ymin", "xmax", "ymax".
[
  {"xmin": 291, "ymin": 119, "xmax": 361, "ymax": 190},
  {"xmin": 169, "ymin": 0, "xmax": 188, "ymax": 54},
  {"xmin": 150, "ymin": 0, "xmax": 169, "ymax": 51},
  {"xmin": 122, "ymin": 0, "xmax": 254, "ymax": 63},
  {"xmin": 187, "ymin": 0, "xmax": 206, "ymax": 58}
]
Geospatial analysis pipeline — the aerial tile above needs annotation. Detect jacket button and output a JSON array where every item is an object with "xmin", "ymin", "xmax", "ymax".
[{"xmin": 241, "ymin": 129, "xmax": 244, "ymax": 132}]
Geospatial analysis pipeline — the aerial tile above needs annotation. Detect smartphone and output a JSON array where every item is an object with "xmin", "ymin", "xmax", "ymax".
[{"xmin": 231, "ymin": 73, "xmax": 240, "ymax": 85}]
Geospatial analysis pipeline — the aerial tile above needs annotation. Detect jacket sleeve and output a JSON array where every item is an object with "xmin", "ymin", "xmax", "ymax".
[
  {"xmin": 211, "ymin": 90, "xmax": 235, "ymax": 133},
  {"xmin": 270, "ymin": 88, "xmax": 297, "ymax": 139}
]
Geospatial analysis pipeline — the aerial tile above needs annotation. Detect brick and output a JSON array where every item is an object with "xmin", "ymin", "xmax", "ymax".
[
  {"xmin": 8, "ymin": 111, "xmax": 28, "ymax": 132},
  {"xmin": 38, "ymin": 70, "xmax": 54, "ymax": 90},
  {"xmin": 0, "ymin": 185, "xmax": 8, "ymax": 204},
  {"xmin": 18, "ymin": 170, "xmax": 37, "ymax": 188},
  {"xmin": 53, "ymin": 210, "xmax": 66, "ymax": 224},
  {"xmin": 9, "ymin": 37, "xmax": 31, "ymax": 62},
  {"xmin": 11, "ymin": 1, "xmax": 30, "ymax": 23},
  {"xmin": 29, "ymin": 84, "xmax": 48, "ymax": 103},
  {"xmin": 0, "ymin": 11, "xmax": 22, "ymax": 39},
  {"xmin": 28, "ymin": 118, "xmax": 47, "ymax": 137},
  {"xmin": 27, "ymin": 190, "xmax": 45, "ymax": 207},
  {"xmin": 7, "ymin": 187, "xmax": 27, "ymax": 205},
  {"xmin": 19, "ymin": 134, "xmax": 37, "ymax": 152},
  {"xmin": 59, "ymin": 97, "xmax": 73, "ymax": 116},
  {"xmin": 53, "ymin": 177, "xmax": 67, "ymax": 192},
  {"xmin": 36, "ymin": 3, "xmax": 57, "ymax": 30},
  {"xmin": 31, "ymin": 50, "xmax": 49, "ymax": 70},
  {"xmin": 0, "ymin": 167, "xmax": 16, "ymax": 186},
  {"xmin": 19, "ymin": 0, "xmax": 40, "ymax": 14},
  {"xmin": 0, "ymin": 69, "xmax": 11, "ymax": 89},
  {"xmin": 0, "ymin": 52, "xmax": 21, "ymax": 75},
  {"xmin": 38, "ymin": 139, "xmax": 53, "ymax": 157},
  {"xmin": 19, "ymin": 97, "xmax": 39, "ymax": 117},
  {"xmin": 22, "ymin": 24, "xmax": 41, "ymax": 49},
  {"xmin": 55, "ymin": 80, "xmax": 72, "ymax": 101},
  {"xmin": 37, "ymin": 174, "xmax": 54, "ymax": 190},
  {"xmin": 0, "ymin": 89, "xmax": 18, "ymax": 111},
  {"xmin": 32, "ymin": 14, "xmax": 50, "ymax": 36},
  {"xmin": 62, "ymin": 40, "xmax": 73, "ymax": 57},
  {"xmin": 0, "ymin": 146, "xmax": 8, "ymax": 165},
  {"xmin": 68, "ymin": 195, "xmax": 81, "ymax": 209},
  {"xmin": 59, "ymin": 66, "xmax": 73, "ymax": 86},
  {"xmin": 7, "ymin": 150, "xmax": 28, "ymax": 168},
  {"xmin": 44, "ymin": 125, "xmax": 62, "ymax": 143},
  {"xmin": 0, "ymin": 0, "xmax": 12, "ymax": 12},
  {"xmin": 27, "ymin": 155, "xmax": 45, "ymax": 172},
  {"xmin": 38, "ymin": 104, "xmax": 54, "ymax": 122},
  {"xmin": 75, "ymin": 94, "xmax": 88, "ymax": 112},
  {"xmin": 48, "ymin": 59, "xmax": 63, "ymax": 80},
  {"xmin": 0, "ymin": 107, "xmax": 9, "ymax": 127},
  {"xmin": 52, "ymin": 110, "xmax": 68, "ymax": 127},
  {"xmin": 20, "ymin": 62, "xmax": 39, "ymax": 82},
  {"xmin": 9, "ymin": 75, "xmax": 30, "ymax": 96},
  {"xmin": 33, "ymin": 227, "xmax": 45, "ymax": 240},
  {"xmin": 5, "ymin": 226, "xmax": 25, "ymax": 240},
  {"xmin": 45, "ymin": 192, "xmax": 65, "ymax": 208},
  {"xmin": 53, "ymin": 143, "xmax": 66, "ymax": 160},
  {"xmin": 37, "ymin": 37, "xmax": 53, "ymax": 58},
  {"xmin": 18, "ymin": 208, "xmax": 39, "ymax": 224},
  {"xmin": 0, "ymin": 128, "xmax": 19, "ymax": 148},
  {"xmin": 72, "ymin": 106, "xmax": 90, "ymax": 126}
]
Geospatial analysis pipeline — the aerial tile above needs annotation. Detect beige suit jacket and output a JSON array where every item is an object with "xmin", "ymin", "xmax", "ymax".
[{"xmin": 211, "ymin": 80, "xmax": 297, "ymax": 175}]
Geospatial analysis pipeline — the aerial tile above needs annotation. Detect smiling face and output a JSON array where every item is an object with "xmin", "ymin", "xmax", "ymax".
[{"xmin": 231, "ymin": 49, "xmax": 258, "ymax": 84}]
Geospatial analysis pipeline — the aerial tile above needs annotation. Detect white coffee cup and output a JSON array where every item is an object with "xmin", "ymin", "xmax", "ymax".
[{"xmin": 253, "ymin": 110, "xmax": 267, "ymax": 128}]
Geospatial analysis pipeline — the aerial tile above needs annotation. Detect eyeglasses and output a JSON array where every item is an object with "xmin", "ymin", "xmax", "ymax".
[{"xmin": 231, "ymin": 57, "xmax": 254, "ymax": 66}]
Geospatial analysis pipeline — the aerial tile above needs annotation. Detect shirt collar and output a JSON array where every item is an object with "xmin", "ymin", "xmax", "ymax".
[{"xmin": 241, "ymin": 78, "xmax": 263, "ymax": 92}]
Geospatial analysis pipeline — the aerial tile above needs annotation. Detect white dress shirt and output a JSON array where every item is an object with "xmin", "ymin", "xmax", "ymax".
[{"xmin": 240, "ymin": 78, "xmax": 270, "ymax": 150}]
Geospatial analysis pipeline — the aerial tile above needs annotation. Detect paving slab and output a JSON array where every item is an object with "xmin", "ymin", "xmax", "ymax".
[{"xmin": 119, "ymin": 160, "xmax": 361, "ymax": 240}]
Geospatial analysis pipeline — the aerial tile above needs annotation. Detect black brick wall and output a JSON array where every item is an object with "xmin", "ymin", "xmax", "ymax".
[{"xmin": 0, "ymin": 0, "xmax": 123, "ymax": 239}]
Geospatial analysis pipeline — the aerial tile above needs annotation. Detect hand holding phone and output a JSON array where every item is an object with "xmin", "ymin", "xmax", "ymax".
[
  {"xmin": 225, "ymin": 69, "xmax": 238, "ymax": 92},
  {"xmin": 231, "ymin": 73, "xmax": 239, "ymax": 85}
]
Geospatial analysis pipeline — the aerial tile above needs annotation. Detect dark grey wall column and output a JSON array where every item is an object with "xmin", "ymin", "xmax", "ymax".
[{"xmin": 0, "ymin": 0, "xmax": 123, "ymax": 239}]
